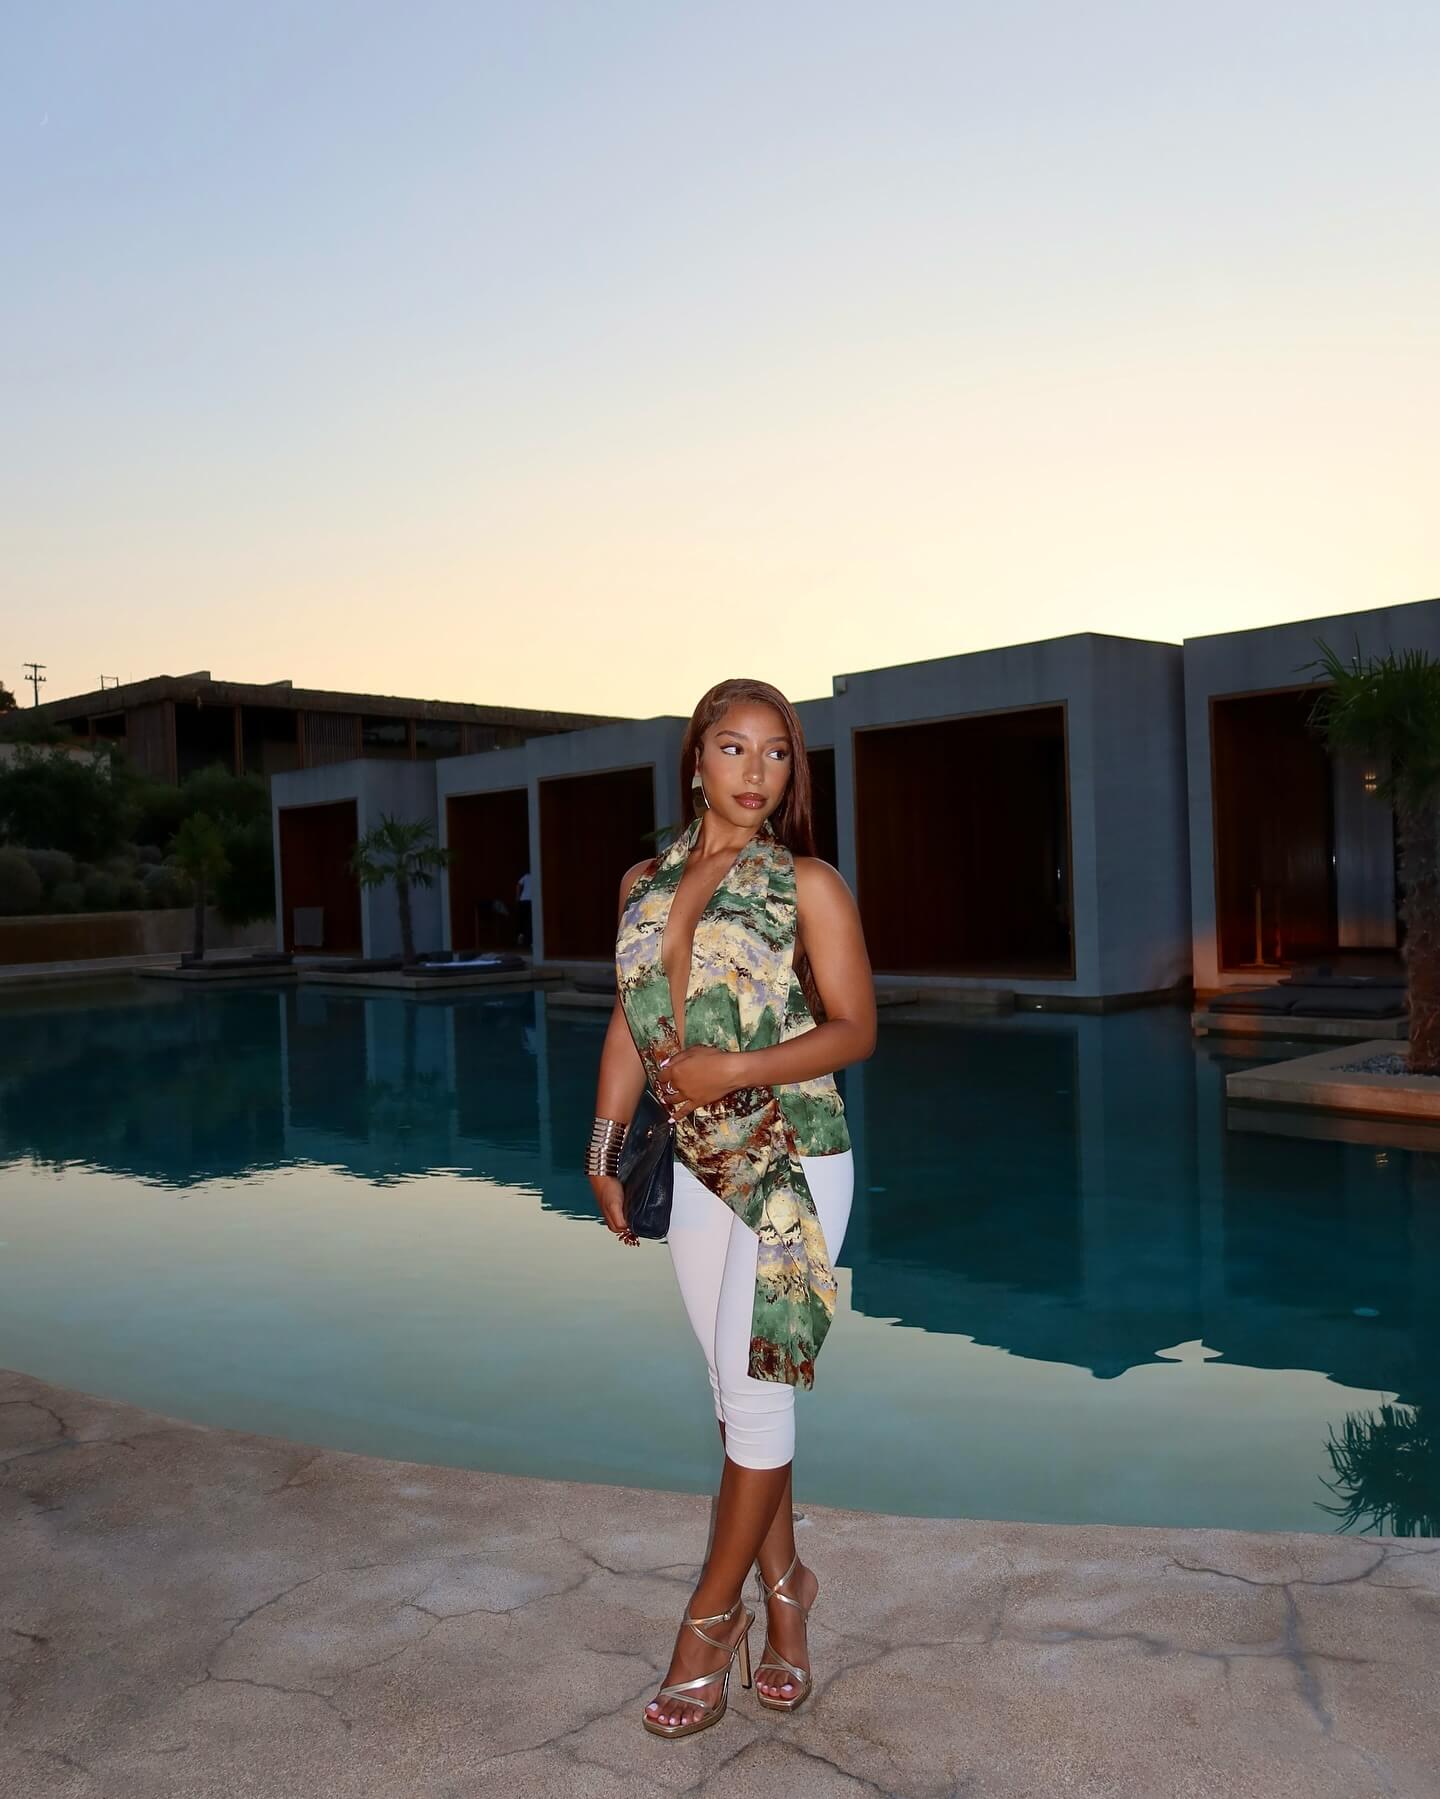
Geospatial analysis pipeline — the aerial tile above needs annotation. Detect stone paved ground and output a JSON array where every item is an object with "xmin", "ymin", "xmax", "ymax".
[{"xmin": 3, "ymin": 1366, "xmax": 1438, "ymax": 1798}]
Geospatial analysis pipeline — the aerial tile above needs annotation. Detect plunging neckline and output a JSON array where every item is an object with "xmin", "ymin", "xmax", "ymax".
[{"xmin": 658, "ymin": 820, "xmax": 759, "ymax": 1053}]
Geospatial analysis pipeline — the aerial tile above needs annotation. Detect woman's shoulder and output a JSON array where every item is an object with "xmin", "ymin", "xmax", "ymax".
[
  {"xmin": 621, "ymin": 854, "xmax": 658, "ymax": 889},
  {"xmin": 792, "ymin": 855, "xmax": 854, "ymax": 901}
]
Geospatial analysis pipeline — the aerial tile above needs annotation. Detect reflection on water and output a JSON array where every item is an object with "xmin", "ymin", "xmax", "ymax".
[{"xmin": 0, "ymin": 981, "xmax": 1436, "ymax": 1534}]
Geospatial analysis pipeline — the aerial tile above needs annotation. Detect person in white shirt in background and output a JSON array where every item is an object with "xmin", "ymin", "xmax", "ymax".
[{"xmin": 514, "ymin": 870, "xmax": 533, "ymax": 947}]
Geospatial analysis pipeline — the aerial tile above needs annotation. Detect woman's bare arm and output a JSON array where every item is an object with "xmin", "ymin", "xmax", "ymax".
[
  {"xmin": 593, "ymin": 858, "xmax": 652, "ymax": 1122},
  {"xmin": 588, "ymin": 858, "xmax": 654, "ymax": 1245},
  {"xmin": 729, "ymin": 858, "xmax": 876, "ymax": 1087}
]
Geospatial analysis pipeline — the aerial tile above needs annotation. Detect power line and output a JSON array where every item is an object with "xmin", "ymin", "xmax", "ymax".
[{"xmin": 22, "ymin": 662, "xmax": 46, "ymax": 706}]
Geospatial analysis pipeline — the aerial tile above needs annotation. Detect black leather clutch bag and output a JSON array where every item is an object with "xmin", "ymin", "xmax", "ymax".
[{"xmin": 616, "ymin": 1084, "xmax": 674, "ymax": 1239}]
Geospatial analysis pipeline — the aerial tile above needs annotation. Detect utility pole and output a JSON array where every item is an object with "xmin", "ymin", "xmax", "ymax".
[{"xmin": 23, "ymin": 662, "xmax": 46, "ymax": 706}]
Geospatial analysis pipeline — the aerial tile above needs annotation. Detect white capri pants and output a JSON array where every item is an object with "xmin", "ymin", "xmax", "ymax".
[{"xmin": 666, "ymin": 1149, "xmax": 854, "ymax": 1470}]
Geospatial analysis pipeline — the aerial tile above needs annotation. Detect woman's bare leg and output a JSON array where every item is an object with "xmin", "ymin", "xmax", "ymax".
[
  {"xmin": 716, "ymin": 1420, "xmax": 817, "ymax": 1705},
  {"xmin": 645, "ymin": 1453, "xmax": 790, "ymax": 1729}
]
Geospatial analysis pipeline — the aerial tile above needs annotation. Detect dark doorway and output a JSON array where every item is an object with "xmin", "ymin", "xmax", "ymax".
[
  {"xmin": 447, "ymin": 789, "xmax": 531, "ymax": 951},
  {"xmin": 854, "ymin": 706, "xmax": 1073, "ymax": 977},
  {"xmin": 1211, "ymin": 689, "xmax": 1336, "ymax": 971},
  {"xmin": 278, "ymin": 800, "xmax": 363, "ymax": 954},
  {"xmin": 539, "ymin": 767, "xmax": 656, "ymax": 959},
  {"xmin": 808, "ymin": 747, "xmax": 839, "ymax": 868}
]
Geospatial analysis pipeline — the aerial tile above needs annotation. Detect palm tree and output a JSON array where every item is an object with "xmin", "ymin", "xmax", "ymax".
[
  {"xmin": 1316, "ymin": 1399, "xmax": 1438, "ymax": 1537},
  {"xmin": 1306, "ymin": 638, "xmax": 1440, "ymax": 1073},
  {"xmin": 170, "ymin": 812, "xmax": 230, "ymax": 963},
  {"xmin": 349, "ymin": 814, "xmax": 452, "ymax": 965}
]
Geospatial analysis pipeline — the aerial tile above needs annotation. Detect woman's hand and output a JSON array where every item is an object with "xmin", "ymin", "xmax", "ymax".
[
  {"xmin": 657, "ymin": 1046, "xmax": 745, "ymax": 1111},
  {"xmin": 589, "ymin": 1173, "xmax": 639, "ymax": 1246}
]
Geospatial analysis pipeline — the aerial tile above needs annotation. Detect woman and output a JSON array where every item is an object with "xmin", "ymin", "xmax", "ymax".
[{"xmin": 587, "ymin": 677, "xmax": 877, "ymax": 1739}]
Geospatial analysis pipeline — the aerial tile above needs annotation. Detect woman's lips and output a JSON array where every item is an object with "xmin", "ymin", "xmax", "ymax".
[{"xmin": 734, "ymin": 794, "xmax": 766, "ymax": 809}]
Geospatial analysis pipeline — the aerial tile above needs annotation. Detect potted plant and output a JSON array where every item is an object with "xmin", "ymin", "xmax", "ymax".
[
  {"xmin": 1306, "ymin": 638, "xmax": 1440, "ymax": 1073},
  {"xmin": 170, "ymin": 812, "xmax": 230, "ymax": 964},
  {"xmin": 349, "ymin": 814, "xmax": 452, "ymax": 967}
]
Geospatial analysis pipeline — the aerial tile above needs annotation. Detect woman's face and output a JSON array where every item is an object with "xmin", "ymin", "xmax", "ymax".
[{"xmin": 695, "ymin": 700, "xmax": 793, "ymax": 828}]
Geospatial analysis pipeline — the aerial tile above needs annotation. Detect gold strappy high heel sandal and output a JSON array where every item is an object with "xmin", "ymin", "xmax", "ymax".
[
  {"xmin": 642, "ymin": 1595, "xmax": 754, "ymax": 1739},
  {"xmin": 753, "ymin": 1551, "xmax": 817, "ymax": 1712}
]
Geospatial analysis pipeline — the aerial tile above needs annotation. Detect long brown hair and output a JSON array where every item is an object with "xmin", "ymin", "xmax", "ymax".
[{"xmin": 677, "ymin": 677, "xmax": 827, "ymax": 1023}]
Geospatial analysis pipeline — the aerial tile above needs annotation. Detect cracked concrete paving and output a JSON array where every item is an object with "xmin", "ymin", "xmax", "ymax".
[{"xmin": 2, "ymin": 1369, "xmax": 1438, "ymax": 1799}]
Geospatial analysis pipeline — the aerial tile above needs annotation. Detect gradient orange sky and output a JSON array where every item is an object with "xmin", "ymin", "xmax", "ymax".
[{"xmin": 5, "ymin": 2, "xmax": 1436, "ymax": 718}]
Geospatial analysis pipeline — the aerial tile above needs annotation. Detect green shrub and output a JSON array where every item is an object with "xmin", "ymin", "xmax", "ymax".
[
  {"xmin": 50, "ymin": 880, "xmax": 85, "ymax": 913},
  {"xmin": 81, "ymin": 869, "xmax": 126, "ymax": 912},
  {"xmin": 0, "ymin": 846, "xmax": 44, "ymax": 915},
  {"xmin": 214, "ymin": 813, "xmax": 276, "ymax": 924},
  {"xmin": 23, "ymin": 847, "xmax": 76, "ymax": 890},
  {"xmin": 0, "ymin": 750, "xmax": 134, "ymax": 860},
  {"xmin": 135, "ymin": 843, "xmax": 163, "ymax": 866},
  {"xmin": 143, "ymin": 863, "xmax": 192, "ymax": 909}
]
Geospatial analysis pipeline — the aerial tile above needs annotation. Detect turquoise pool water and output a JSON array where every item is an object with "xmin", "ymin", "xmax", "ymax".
[{"xmin": 1, "ymin": 980, "xmax": 1435, "ymax": 1535}]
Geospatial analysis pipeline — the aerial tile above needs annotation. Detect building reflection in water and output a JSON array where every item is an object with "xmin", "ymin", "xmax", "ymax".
[{"xmin": 1, "ymin": 983, "xmax": 1435, "ymax": 1532}]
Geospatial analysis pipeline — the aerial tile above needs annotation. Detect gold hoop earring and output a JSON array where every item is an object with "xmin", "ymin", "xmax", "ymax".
[{"xmin": 690, "ymin": 768, "xmax": 710, "ymax": 814}]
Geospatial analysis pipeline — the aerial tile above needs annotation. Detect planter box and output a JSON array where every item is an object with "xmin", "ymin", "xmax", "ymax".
[
  {"xmin": 0, "ymin": 909, "xmax": 272, "ymax": 968},
  {"xmin": 1225, "ymin": 1038, "xmax": 1440, "ymax": 1122}
]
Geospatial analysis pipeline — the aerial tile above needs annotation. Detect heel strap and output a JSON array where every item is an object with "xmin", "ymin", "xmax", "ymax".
[
  {"xmin": 683, "ymin": 1595, "xmax": 747, "ymax": 1652},
  {"xmin": 757, "ymin": 1551, "xmax": 808, "ymax": 1613},
  {"xmin": 655, "ymin": 1607, "xmax": 750, "ymax": 1706}
]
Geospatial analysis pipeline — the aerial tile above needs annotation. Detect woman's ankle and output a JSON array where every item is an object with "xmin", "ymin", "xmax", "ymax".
[
  {"xmin": 689, "ymin": 1584, "xmax": 744, "ymax": 1624},
  {"xmin": 757, "ymin": 1552, "xmax": 805, "ymax": 1590}
]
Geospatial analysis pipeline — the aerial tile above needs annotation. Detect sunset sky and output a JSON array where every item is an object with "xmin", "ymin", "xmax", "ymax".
[{"xmin": 4, "ymin": 1, "xmax": 1436, "ymax": 718}]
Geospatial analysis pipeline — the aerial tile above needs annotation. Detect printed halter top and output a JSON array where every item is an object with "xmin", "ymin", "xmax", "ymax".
[{"xmin": 615, "ymin": 812, "xmax": 850, "ymax": 1388}]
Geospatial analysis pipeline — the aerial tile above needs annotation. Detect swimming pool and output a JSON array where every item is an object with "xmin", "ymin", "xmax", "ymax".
[{"xmin": 1, "ymin": 980, "xmax": 1434, "ymax": 1535}]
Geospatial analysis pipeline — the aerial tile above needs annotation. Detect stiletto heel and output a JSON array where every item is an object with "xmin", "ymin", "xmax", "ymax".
[
  {"xmin": 642, "ymin": 1595, "xmax": 755, "ymax": 1739},
  {"xmin": 753, "ymin": 1550, "xmax": 817, "ymax": 1712}
]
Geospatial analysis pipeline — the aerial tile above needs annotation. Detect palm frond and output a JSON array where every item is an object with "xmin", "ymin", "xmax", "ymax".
[{"xmin": 1303, "ymin": 636, "xmax": 1440, "ymax": 810}]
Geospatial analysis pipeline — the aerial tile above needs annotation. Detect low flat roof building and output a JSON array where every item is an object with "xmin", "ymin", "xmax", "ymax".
[
  {"xmin": 270, "ymin": 631, "xmax": 1191, "ymax": 1001},
  {"xmin": 22, "ymin": 670, "xmax": 622, "ymax": 786},
  {"xmin": 1183, "ymin": 595, "xmax": 1440, "ymax": 993}
]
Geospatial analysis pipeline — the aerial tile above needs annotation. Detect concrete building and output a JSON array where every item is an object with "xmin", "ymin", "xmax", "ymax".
[
  {"xmin": 830, "ymin": 633, "xmax": 1189, "ymax": 1005},
  {"xmin": 266, "ymin": 599, "xmax": 1440, "ymax": 998},
  {"xmin": 1183, "ymin": 596, "xmax": 1440, "ymax": 995},
  {"xmin": 269, "ymin": 630, "xmax": 1192, "ymax": 1003},
  {"xmin": 25, "ymin": 670, "xmax": 618, "ymax": 786}
]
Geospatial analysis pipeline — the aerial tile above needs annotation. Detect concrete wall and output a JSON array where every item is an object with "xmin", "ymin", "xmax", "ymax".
[
  {"xmin": 0, "ymin": 908, "xmax": 271, "ymax": 968},
  {"xmin": 1183, "ymin": 596, "xmax": 1440, "ymax": 990},
  {"xmin": 1087, "ymin": 636, "xmax": 1191, "ymax": 998},
  {"xmin": 272, "ymin": 761, "xmax": 443, "ymax": 959}
]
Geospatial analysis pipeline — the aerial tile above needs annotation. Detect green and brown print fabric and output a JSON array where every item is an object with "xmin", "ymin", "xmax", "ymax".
[{"xmin": 615, "ymin": 812, "xmax": 851, "ymax": 1387}]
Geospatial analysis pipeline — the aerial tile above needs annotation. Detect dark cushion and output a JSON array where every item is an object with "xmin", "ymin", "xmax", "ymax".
[{"xmin": 1286, "ymin": 986, "xmax": 1407, "ymax": 1017}]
